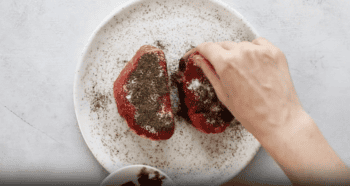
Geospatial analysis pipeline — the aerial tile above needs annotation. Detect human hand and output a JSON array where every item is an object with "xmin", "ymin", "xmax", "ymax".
[
  {"xmin": 183, "ymin": 38, "xmax": 305, "ymax": 140},
  {"xmin": 185, "ymin": 38, "xmax": 350, "ymax": 185}
]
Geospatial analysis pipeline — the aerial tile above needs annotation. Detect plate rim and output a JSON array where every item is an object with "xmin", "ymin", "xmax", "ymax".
[
  {"xmin": 73, "ymin": 0, "xmax": 262, "ymax": 181},
  {"xmin": 73, "ymin": 0, "xmax": 143, "ymax": 173}
]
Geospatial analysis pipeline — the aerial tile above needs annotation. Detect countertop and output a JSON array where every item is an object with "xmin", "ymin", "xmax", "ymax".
[{"xmin": 1, "ymin": 0, "xmax": 349, "ymax": 185}]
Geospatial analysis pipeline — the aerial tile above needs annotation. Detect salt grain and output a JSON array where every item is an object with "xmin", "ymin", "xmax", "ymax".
[
  {"xmin": 212, "ymin": 105, "xmax": 220, "ymax": 112},
  {"xmin": 126, "ymin": 94, "xmax": 132, "ymax": 101},
  {"xmin": 145, "ymin": 125, "xmax": 157, "ymax": 134},
  {"xmin": 207, "ymin": 118, "xmax": 216, "ymax": 124},
  {"xmin": 187, "ymin": 79, "xmax": 201, "ymax": 90}
]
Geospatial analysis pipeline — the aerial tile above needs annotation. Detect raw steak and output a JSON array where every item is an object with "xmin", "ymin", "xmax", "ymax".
[
  {"xmin": 113, "ymin": 45, "xmax": 174, "ymax": 140},
  {"xmin": 178, "ymin": 51, "xmax": 234, "ymax": 134}
]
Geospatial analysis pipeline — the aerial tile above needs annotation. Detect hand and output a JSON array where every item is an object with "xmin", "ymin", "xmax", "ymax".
[
  {"xmin": 184, "ymin": 37, "xmax": 304, "ymax": 140},
  {"xmin": 186, "ymin": 38, "xmax": 350, "ymax": 185}
]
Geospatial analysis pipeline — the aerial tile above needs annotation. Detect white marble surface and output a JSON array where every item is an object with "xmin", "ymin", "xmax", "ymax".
[{"xmin": 0, "ymin": 0, "xmax": 349, "ymax": 185}]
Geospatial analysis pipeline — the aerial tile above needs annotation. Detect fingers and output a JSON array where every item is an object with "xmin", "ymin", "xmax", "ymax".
[
  {"xmin": 183, "ymin": 42, "xmax": 228, "ymax": 75},
  {"xmin": 195, "ymin": 42, "xmax": 228, "ymax": 74},
  {"xmin": 183, "ymin": 41, "xmax": 232, "ymax": 59},
  {"xmin": 193, "ymin": 55, "xmax": 226, "ymax": 101},
  {"xmin": 184, "ymin": 41, "xmax": 236, "ymax": 59},
  {"xmin": 193, "ymin": 55, "xmax": 220, "ymax": 80}
]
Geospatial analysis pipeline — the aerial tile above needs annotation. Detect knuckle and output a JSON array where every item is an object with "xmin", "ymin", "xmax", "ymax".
[
  {"xmin": 239, "ymin": 43, "xmax": 257, "ymax": 57},
  {"xmin": 259, "ymin": 48, "xmax": 273, "ymax": 61}
]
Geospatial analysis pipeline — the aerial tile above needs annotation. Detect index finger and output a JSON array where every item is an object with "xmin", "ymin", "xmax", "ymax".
[
  {"xmin": 196, "ymin": 42, "xmax": 229, "ymax": 74},
  {"xmin": 184, "ymin": 42, "xmax": 228, "ymax": 74}
]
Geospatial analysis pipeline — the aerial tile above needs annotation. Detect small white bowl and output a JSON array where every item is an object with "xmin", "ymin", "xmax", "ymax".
[{"xmin": 100, "ymin": 165, "xmax": 176, "ymax": 186}]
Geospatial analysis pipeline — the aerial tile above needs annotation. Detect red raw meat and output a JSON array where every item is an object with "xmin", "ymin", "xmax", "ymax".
[
  {"xmin": 178, "ymin": 51, "xmax": 234, "ymax": 134},
  {"xmin": 113, "ymin": 45, "xmax": 174, "ymax": 140}
]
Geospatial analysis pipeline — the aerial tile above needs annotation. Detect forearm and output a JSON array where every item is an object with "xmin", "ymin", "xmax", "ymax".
[{"xmin": 259, "ymin": 111, "xmax": 350, "ymax": 185}]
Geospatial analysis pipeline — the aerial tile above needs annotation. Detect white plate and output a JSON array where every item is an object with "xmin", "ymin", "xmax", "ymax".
[
  {"xmin": 100, "ymin": 165, "xmax": 175, "ymax": 186},
  {"xmin": 74, "ymin": 0, "xmax": 261, "ymax": 185}
]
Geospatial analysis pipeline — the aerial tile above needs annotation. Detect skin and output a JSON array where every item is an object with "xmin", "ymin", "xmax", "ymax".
[{"xmin": 183, "ymin": 38, "xmax": 350, "ymax": 185}]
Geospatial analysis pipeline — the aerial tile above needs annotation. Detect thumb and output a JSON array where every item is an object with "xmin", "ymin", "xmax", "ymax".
[{"xmin": 193, "ymin": 55, "xmax": 227, "ymax": 103}]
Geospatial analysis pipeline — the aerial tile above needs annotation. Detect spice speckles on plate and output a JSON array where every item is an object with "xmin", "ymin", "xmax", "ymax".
[{"xmin": 74, "ymin": 0, "xmax": 260, "ymax": 185}]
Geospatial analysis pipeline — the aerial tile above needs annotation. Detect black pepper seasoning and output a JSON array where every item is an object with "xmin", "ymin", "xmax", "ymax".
[{"xmin": 126, "ymin": 53, "xmax": 172, "ymax": 131}]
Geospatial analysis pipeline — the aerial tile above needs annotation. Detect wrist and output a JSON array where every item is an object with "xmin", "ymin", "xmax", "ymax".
[
  {"xmin": 257, "ymin": 109, "xmax": 350, "ymax": 185},
  {"xmin": 258, "ymin": 108, "xmax": 314, "ymax": 148}
]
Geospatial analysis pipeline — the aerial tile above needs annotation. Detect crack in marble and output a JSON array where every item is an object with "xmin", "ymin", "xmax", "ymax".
[{"xmin": 2, "ymin": 105, "xmax": 60, "ymax": 144}]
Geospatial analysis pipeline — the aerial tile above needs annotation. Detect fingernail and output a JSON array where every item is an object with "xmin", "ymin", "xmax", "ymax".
[{"xmin": 193, "ymin": 55, "xmax": 202, "ymax": 66}]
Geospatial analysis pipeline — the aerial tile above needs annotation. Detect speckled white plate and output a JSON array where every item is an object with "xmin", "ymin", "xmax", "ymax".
[{"xmin": 74, "ymin": 0, "xmax": 261, "ymax": 185}]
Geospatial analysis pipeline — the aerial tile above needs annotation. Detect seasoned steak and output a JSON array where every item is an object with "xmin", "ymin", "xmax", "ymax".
[
  {"xmin": 113, "ymin": 45, "xmax": 175, "ymax": 140},
  {"xmin": 178, "ymin": 51, "xmax": 234, "ymax": 134}
]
